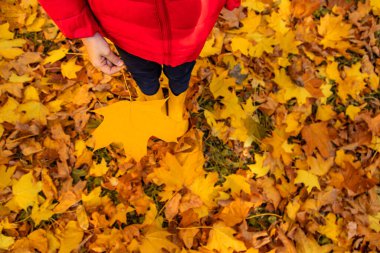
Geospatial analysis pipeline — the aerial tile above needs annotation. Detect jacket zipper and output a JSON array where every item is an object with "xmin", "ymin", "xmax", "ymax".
[{"xmin": 154, "ymin": 0, "xmax": 171, "ymax": 63}]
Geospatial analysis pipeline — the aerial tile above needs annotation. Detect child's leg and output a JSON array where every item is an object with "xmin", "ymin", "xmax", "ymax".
[
  {"xmin": 162, "ymin": 61, "xmax": 196, "ymax": 95},
  {"xmin": 163, "ymin": 61, "xmax": 196, "ymax": 121},
  {"xmin": 116, "ymin": 46, "xmax": 163, "ymax": 98}
]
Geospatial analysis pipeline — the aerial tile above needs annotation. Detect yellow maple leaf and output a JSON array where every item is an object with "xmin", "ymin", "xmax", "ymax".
[
  {"xmin": 243, "ymin": 0, "xmax": 266, "ymax": 12},
  {"xmin": 266, "ymin": 11, "xmax": 289, "ymax": 34},
  {"xmin": 223, "ymin": 174, "xmax": 251, "ymax": 196},
  {"xmin": 294, "ymin": 228, "xmax": 333, "ymax": 253},
  {"xmin": 368, "ymin": 212, "xmax": 380, "ymax": 232},
  {"xmin": 200, "ymin": 28, "xmax": 225, "ymax": 57},
  {"xmin": 89, "ymin": 158, "xmax": 109, "ymax": 177},
  {"xmin": 189, "ymin": 172, "xmax": 219, "ymax": 208},
  {"xmin": 147, "ymin": 149, "xmax": 205, "ymax": 201},
  {"xmin": 276, "ymin": 30, "xmax": 301, "ymax": 56},
  {"xmin": 6, "ymin": 172, "xmax": 42, "ymax": 211},
  {"xmin": 370, "ymin": 0, "xmax": 380, "ymax": 15},
  {"xmin": 317, "ymin": 14, "xmax": 351, "ymax": 51},
  {"xmin": 273, "ymin": 68, "xmax": 311, "ymax": 105},
  {"xmin": 239, "ymin": 11, "xmax": 261, "ymax": 33},
  {"xmin": 139, "ymin": 224, "xmax": 179, "ymax": 253},
  {"xmin": 27, "ymin": 229, "xmax": 48, "ymax": 253},
  {"xmin": 81, "ymin": 186, "xmax": 102, "ymax": 210},
  {"xmin": 17, "ymin": 101, "xmax": 49, "ymax": 125},
  {"xmin": 0, "ymin": 39, "xmax": 26, "ymax": 59},
  {"xmin": 247, "ymin": 32, "xmax": 277, "ymax": 57},
  {"xmin": 307, "ymin": 153, "xmax": 333, "ymax": 176},
  {"xmin": 0, "ymin": 165, "xmax": 16, "ymax": 190},
  {"xmin": 31, "ymin": 200, "xmax": 57, "ymax": 226},
  {"xmin": 325, "ymin": 60, "xmax": 342, "ymax": 82},
  {"xmin": 209, "ymin": 70, "xmax": 236, "ymax": 99},
  {"xmin": 248, "ymin": 153, "xmax": 270, "ymax": 178},
  {"xmin": 294, "ymin": 170, "xmax": 321, "ymax": 193},
  {"xmin": 286, "ymin": 198, "xmax": 301, "ymax": 220},
  {"xmin": 0, "ymin": 23, "xmax": 14, "ymax": 40},
  {"xmin": 43, "ymin": 47, "xmax": 69, "ymax": 65},
  {"xmin": 27, "ymin": 17, "xmax": 46, "ymax": 32},
  {"xmin": 91, "ymin": 99, "xmax": 188, "ymax": 161},
  {"xmin": 231, "ymin": 37, "xmax": 252, "ymax": 56},
  {"xmin": 57, "ymin": 221, "xmax": 84, "ymax": 253},
  {"xmin": 61, "ymin": 57, "xmax": 83, "ymax": 79},
  {"xmin": 0, "ymin": 234, "xmax": 15, "ymax": 250},
  {"xmin": 317, "ymin": 213, "xmax": 343, "ymax": 243},
  {"xmin": 205, "ymin": 221, "xmax": 247, "ymax": 253},
  {"xmin": 316, "ymin": 104, "xmax": 336, "ymax": 121},
  {"xmin": 23, "ymin": 86, "xmax": 40, "ymax": 101},
  {"xmin": 345, "ymin": 105, "xmax": 361, "ymax": 120},
  {"xmin": 337, "ymin": 63, "xmax": 368, "ymax": 103}
]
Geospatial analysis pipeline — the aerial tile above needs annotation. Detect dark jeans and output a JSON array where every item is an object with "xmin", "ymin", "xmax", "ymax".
[{"xmin": 116, "ymin": 46, "xmax": 196, "ymax": 96}]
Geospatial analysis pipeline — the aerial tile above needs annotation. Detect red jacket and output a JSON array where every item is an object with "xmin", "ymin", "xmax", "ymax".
[{"xmin": 38, "ymin": 0, "xmax": 241, "ymax": 66}]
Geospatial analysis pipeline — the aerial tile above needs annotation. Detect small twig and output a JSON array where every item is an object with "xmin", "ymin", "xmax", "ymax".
[
  {"xmin": 246, "ymin": 213, "xmax": 282, "ymax": 220},
  {"xmin": 176, "ymin": 226, "xmax": 213, "ymax": 230},
  {"xmin": 121, "ymin": 71, "xmax": 133, "ymax": 102}
]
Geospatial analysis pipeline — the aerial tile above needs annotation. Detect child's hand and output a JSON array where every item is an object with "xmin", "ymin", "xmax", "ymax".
[{"xmin": 82, "ymin": 32, "xmax": 124, "ymax": 75}]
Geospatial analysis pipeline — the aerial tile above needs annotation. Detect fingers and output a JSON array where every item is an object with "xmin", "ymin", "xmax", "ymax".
[
  {"xmin": 98, "ymin": 62, "xmax": 124, "ymax": 75},
  {"xmin": 105, "ymin": 51, "xmax": 124, "ymax": 67},
  {"xmin": 95, "ymin": 56, "xmax": 124, "ymax": 75}
]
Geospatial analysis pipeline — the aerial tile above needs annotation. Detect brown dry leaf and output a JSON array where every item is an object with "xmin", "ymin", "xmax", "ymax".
[
  {"xmin": 165, "ymin": 193, "xmax": 182, "ymax": 220},
  {"xmin": 301, "ymin": 122, "xmax": 335, "ymax": 158},
  {"xmin": 179, "ymin": 227, "xmax": 200, "ymax": 249}
]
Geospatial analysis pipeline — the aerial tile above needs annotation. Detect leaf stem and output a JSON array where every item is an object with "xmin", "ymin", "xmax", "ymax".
[
  {"xmin": 176, "ymin": 226, "xmax": 213, "ymax": 230},
  {"xmin": 246, "ymin": 213, "xmax": 282, "ymax": 220}
]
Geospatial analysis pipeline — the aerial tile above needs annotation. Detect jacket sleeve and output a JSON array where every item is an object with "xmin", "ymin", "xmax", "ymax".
[
  {"xmin": 225, "ymin": 0, "xmax": 241, "ymax": 10},
  {"xmin": 38, "ymin": 0, "xmax": 99, "ymax": 39}
]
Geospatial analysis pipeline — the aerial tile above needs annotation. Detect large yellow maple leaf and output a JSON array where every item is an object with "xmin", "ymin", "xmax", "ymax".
[
  {"xmin": 91, "ymin": 99, "xmax": 188, "ymax": 161},
  {"xmin": 317, "ymin": 13, "xmax": 352, "ymax": 51}
]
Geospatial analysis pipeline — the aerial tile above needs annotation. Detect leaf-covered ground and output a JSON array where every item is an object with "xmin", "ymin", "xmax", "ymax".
[{"xmin": 1, "ymin": 0, "xmax": 380, "ymax": 252}]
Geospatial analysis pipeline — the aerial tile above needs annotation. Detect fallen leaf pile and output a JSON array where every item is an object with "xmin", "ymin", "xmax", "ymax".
[{"xmin": 0, "ymin": 0, "xmax": 380, "ymax": 252}]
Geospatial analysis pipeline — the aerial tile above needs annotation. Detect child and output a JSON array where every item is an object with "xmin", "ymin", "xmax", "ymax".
[{"xmin": 38, "ymin": 0, "xmax": 241, "ymax": 122}]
